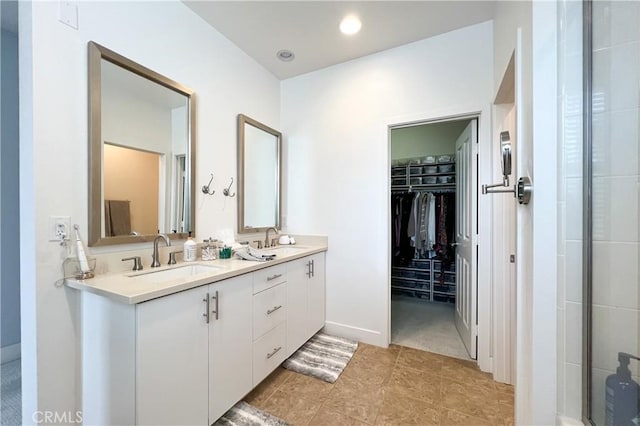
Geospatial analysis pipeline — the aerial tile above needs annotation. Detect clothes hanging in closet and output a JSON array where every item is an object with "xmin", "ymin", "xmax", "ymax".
[{"xmin": 392, "ymin": 191, "xmax": 456, "ymax": 266}]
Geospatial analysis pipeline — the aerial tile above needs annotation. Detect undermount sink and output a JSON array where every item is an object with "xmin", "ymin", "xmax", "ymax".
[
  {"xmin": 268, "ymin": 246, "xmax": 308, "ymax": 255},
  {"xmin": 129, "ymin": 264, "xmax": 222, "ymax": 283}
]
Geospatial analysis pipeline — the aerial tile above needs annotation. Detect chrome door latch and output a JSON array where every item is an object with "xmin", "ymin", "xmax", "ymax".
[
  {"xmin": 482, "ymin": 176, "xmax": 532, "ymax": 205},
  {"xmin": 516, "ymin": 176, "xmax": 532, "ymax": 205}
]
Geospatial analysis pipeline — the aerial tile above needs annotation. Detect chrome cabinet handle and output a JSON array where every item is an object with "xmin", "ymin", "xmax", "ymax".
[
  {"xmin": 266, "ymin": 305, "xmax": 283, "ymax": 315},
  {"xmin": 311, "ymin": 259, "xmax": 315, "ymax": 277},
  {"xmin": 211, "ymin": 290, "xmax": 219, "ymax": 320},
  {"xmin": 203, "ymin": 293, "xmax": 210, "ymax": 324},
  {"xmin": 267, "ymin": 273, "xmax": 282, "ymax": 281},
  {"xmin": 266, "ymin": 346, "xmax": 282, "ymax": 359},
  {"xmin": 306, "ymin": 261, "xmax": 311, "ymax": 277}
]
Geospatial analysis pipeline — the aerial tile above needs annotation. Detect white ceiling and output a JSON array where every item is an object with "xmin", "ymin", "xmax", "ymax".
[{"xmin": 183, "ymin": 1, "xmax": 496, "ymax": 80}]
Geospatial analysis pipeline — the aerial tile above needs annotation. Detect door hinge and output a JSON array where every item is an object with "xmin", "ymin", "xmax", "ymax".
[{"xmin": 510, "ymin": 254, "xmax": 515, "ymax": 263}]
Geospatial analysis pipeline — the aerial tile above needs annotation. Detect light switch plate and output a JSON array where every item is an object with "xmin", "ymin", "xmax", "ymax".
[{"xmin": 58, "ymin": 1, "xmax": 78, "ymax": 29}]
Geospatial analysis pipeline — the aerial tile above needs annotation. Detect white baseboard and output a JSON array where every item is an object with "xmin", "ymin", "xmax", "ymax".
[
  {"xmin": 1, "ymin": 343, "xmax": 21, "ymax": 364},
  {"xmin": 323, "ymin": 321, "xmax": 385, "ymax": 347}
]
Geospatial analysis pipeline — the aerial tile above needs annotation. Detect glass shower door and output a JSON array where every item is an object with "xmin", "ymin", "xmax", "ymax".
[{"xmin": 586, "ymin": 1, "xmax": 640, "ymax": 424}]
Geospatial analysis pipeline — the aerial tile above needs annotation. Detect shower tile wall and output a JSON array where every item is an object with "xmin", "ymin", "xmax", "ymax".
[
  {"xmin": 592, "ymin": 1, "xmax": 640, "ymax": 425},
  {"xmin": 590, "ymin": 1, "xmax": 640, "ymax": 423},
  {"xmin": 557, "ymin": 0, "xmax": 583, "ymax": 419}
]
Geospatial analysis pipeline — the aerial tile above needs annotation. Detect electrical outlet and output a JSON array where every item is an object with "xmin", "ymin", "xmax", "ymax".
[{"xmin": 49, "ymin": 216, "xmax": 71, "ymax": 242}]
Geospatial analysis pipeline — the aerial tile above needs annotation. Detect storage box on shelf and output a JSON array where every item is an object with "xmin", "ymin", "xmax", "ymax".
[
  {"xmin": 391, "ymin": 155, "xmax": 456, "ymax": 191},
  {"xmin": 391, "ymin": 258, "xmax": 456, "ymax": 303}
]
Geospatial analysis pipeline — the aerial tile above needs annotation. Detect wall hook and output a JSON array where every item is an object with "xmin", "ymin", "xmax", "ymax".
[
  {"xmin": 202, "ymin": 174, "xmax": 215, "ymax": 195},
  {"xmin": 223, "ymin": 177, "xmax": 236, "ymax": 197}
]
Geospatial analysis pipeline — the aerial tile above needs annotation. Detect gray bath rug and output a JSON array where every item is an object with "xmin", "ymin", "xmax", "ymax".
[
  {"xmin": 214, "ymin": 401, "xmax": 289, "ymax": 426},
  {"xmin": 282, "ymin": 332, "xmax": 358, "ymax": 383}
]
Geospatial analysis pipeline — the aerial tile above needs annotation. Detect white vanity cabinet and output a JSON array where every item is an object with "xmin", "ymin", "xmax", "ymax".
[
  {"xmin": 79, "ymin": 250, "xmax": 326, "ymax": 426},
  {"xmin": 252, "ymin": 264, "xmax": 288, "ymax": 385},
  {"xmin": 82, "ymin": 275, "xmax": 253, "ymax": 426},
  {"xmin": 208, "ymin": 274, "xmax": 253, "ymax": 422},
  {"xmin": 286, "ymin": 252, "xmax": 326, "ymax": 356},
  {"xmin": 136, "ymin": 285, "xmax": 209, "ymax": 426}
]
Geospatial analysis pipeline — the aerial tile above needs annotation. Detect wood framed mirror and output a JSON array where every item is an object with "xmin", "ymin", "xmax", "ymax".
[
  {"xmin": 237, "ymin": 114, "xmax": 281, "ymax": 234},
  {"xmin": 88, "ymin": 41, "xmax": 196, "ymax": 246}
]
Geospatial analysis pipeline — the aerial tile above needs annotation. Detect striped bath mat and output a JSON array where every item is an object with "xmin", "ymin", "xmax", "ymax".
[
  {"xmin": 214, "ymin": 401, "xmax": 289, "ymax": 426},
  {"xmin": 282, "ymin": 332, "xmax": 358, "ymax": 383}
]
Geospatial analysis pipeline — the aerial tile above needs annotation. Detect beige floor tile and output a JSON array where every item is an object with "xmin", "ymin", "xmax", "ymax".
[
  {"xmin": 244, "ymin": 367, "xmax": 296, "ymax": 407},
  {"xmin": 386, "ymin": 367, "xmax": 441, "ymax": 406},
  {"xmin": 322, "ymin": 374, "xmax": 386, "ymax": 424},
  {"xmin": 253, "ymin": 343, "xmax": 514, "ymax": 426},
  {"xmin": 308, "ymin": 406, "xmax": 369, "ymax": 426},
  {"xmin": 261, "ymin": 389, "xmax": 323, "ymax": 426},
  {"xmin": 439, "ymin": 408, "xmax": 493, "ymax": 425},
  {"xmin": 278, "ymin": 372, "xmax": 334, "ymax": 403},
  {"xmin": 375, "ymin": 393, "xmax": 440, "ymax": 426},
  {"xmin": 440, "ymin": 357, "xmax": 496, "ymax": 388},
  {"xmin": 396, "ymin": 346, "xmax": 448, "ymax": 375},
  {"xmin": 342, "ymin": 355, "xmax": 394, "ymax": 386},
  {"xmin": 355, "ymin": 343, "xmax": 401, "ymax": 366},
  {"xmin": 439, "ymin": 380, "xmax": 499, "ymax": 421}
]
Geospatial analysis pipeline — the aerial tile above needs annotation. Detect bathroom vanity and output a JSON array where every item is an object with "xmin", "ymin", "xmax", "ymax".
[{"xmin": 68, "ymin": 244, "xmax": 326, "ymax": 426}]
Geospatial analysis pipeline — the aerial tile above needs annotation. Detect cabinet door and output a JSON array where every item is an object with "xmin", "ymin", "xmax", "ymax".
[
  {"xmin": 308, "ymin": 253, "xmax": 326, "ymax": 335},
  {"xmin": 286, "ymin": 257, "xmax": 310, "ymax": 356},
  {"xmin": 209, "ymin": 274, "xmax": 253, "ymax": 422},
  {"xmin": 136, "ymin": 286, "xmax": 209, "ymax": 426}
]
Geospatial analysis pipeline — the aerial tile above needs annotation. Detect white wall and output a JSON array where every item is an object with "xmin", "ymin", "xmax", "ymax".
[
  {"xmin": 281, "ymin": 21, "xmax": 493, "ymax": 347},
  {"xmin": 1, "ymin": 29, "xmax": 21, "ymax": 352},
  {"xmin": 390, "ymin": 120, "xmax": 469, "ymax": 160},
  {"xmin": 19, "ymin": 1, "xmax": 280, "ymax": 421}
]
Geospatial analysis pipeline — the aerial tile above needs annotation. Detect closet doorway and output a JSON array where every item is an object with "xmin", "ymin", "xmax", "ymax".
[{"xmin": 390, "ymin": 117, "xmax": 478, "ymax": 360}]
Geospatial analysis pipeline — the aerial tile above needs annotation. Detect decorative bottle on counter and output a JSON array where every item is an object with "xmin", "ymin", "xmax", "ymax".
[{"xmin": 183, "ymin": 236, "xmax": 197, "ymax": 262}]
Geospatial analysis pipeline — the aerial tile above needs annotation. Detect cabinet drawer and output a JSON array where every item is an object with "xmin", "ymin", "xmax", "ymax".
[
  {"xmin": 253, "ymin": 283, "xmax": 286, "ymax": 340},
  {"xmin": 253, "ymin": 322, "xmax": 286, "ymax": 386},
  {"xmin": 253, "ymin": 264, "xmax": 287, "ymax": 294}
]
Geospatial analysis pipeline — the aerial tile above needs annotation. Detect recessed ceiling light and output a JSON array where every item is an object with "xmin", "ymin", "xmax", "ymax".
[
  {"xmin": 277, "ymin": 49, "xmax": 295, "ymax": 62},
  {"xmin": 340, "ymin": 15, "xmax": 361, "ymax": 35}
]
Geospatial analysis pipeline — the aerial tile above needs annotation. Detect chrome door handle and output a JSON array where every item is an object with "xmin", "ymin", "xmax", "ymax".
[
  {"xmin": 266, "ymin": 305, "xmax": 283, "ymax": 315},
  {"xmin": 267, "ymin": 273, "xmax": 282, "ymax": 281},
  {"xmin": 203, "ymin": 293, "xmax": 210, "ymax": 324},
  {"xmin": 266, "ymin": 346, "xmax": 282, "ymax": 359},
  {"xmin": 211, "ymin": 290, "xmax": 219, "ymax": 320}
]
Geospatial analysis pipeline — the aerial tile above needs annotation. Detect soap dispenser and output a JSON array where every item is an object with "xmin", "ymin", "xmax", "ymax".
[
  {"xmin": 183, "ymin": 232, "xmax": 197, "ymax": 262},
  {"xmin": 605, "ymin": 352, "xmax": 640, "ymax": 426}
]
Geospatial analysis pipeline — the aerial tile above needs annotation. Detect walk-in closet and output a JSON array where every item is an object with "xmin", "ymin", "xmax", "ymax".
[{"xmin": 390, "ymin": 118, "xmax": 475, "ymax": 360}]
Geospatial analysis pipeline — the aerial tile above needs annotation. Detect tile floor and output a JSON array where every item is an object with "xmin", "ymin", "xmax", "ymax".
[{"xmin": 245, "ymin": 343, "xmax": 514, "ymax": 426}]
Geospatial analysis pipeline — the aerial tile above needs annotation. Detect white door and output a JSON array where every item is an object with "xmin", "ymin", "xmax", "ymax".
[
  {"xmin": 209, "ymin": 275, "xmax": 253, "ymax": 422},
  {"xmin": 454, "ymin": 119, "xmax": 478, "ymax": 359},
  {"xmin": 136, "ymin": 286, "xmax": 209, "ymax": 426}
]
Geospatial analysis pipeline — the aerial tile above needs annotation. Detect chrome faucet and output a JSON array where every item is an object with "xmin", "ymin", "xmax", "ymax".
[
  {"xmin": 264, "ymin": 227, "xmax": 278, "ymax": 248},
  {"xmin": 151, "ymin": 233, "xmax": 171, "ymax": 267}
]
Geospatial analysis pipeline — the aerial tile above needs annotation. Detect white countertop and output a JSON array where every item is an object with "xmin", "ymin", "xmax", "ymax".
[{"xmin": 66, "ymin": 244, "xmax": 327, "ymax": 304}]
